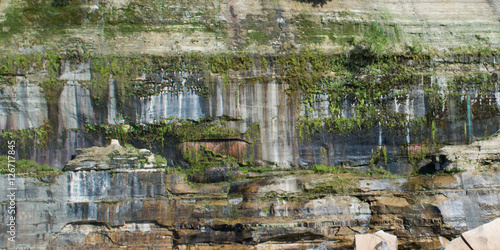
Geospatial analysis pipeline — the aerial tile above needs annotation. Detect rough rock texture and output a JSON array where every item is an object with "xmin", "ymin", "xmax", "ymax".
[
  {"xmin": 0, "ymin": 60, "xmax": 499, "ymax": 171},
  {"xmin": 0, "ymin": 0, "xmax": 499, "ymax": 54},
  {"xmin": 446, "ymin": 218, "xmax": 500, "ymax": 250},
  {"xmin": 63, "ymin": 139, "xmax": 159, "ymax": 171},
  {"xmin": 439, "ymin": 134, "xmax": 500, "ymax": 170},
  {"xmin": 1, "ymin": 0, "xmax": 500, "ymax": 249},
  {"xmin": 1, "ymin": 165, "xmax": 499, "ymax": 249},
  {"xmin": 0, "ymin": 0, "xmax": 499, "ymax": 172},
  {"xmin": 355, "ymin": 230, "xmax": 397, "ymax": 250}
]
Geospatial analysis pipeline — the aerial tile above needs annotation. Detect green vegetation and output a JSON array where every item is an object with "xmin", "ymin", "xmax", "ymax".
[
  {"xmin": 1, "ymin": 49, "xmax": 498, "ymax": 176},
  {"xmin": 182, "ymin": 145, "xmax": 238, "ymax": 171},
  {"xmin": 307, "ymin": 175, "xmax": 357, "ymax": 194},
  {"xmin": 85, "ymin": 116, "xmax": 237, "ymax": 146},
  {"xmin": 240, "ymin": 166, "xmax": 277, "ymax": 173},
  {"xmin": 311, "ymin": 164, "xmax": 345, "ymax": 174},
  {"xmin": 311, "ymin": 164, "xmax": 397, "ymax": 178},
  {"xmin": 0, "ymin": 156, "xmax": 59, "ymax": 177},
  {"xmin": 155, "ymin": 154, "xmax": 168, "ymax": 167},
  {"xmin": 85, "ymin": 116, "xmax": 242, "ymax": 171},
  {"xmin": 0, "ymin": 121, "xmax": 52, "ymax": 149},
  {"xmin": 370, "ymin": 146, "xmax": 388, "ymax": 166},
  {"xmin": 0, "ymin": 0, "xmax": 226, "ymax": 45},
  {"xmin": 292, "ymin": 14, "xmax": 398, "ymax": 54},
  {"xmin": 362, "ymin": 21, "xmax": 389, "ymax": 54}
]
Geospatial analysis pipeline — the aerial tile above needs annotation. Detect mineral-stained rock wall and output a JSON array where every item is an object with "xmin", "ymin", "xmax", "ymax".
[
  {"xmin": 0, "ymin": 0, "xmax": 499, "ymax": 171},
  {"xmin": 1, "ymin": 168, "xmax": 499, "ymax": 249},
  {"xmin": 0, "ymin": 56, "xmax": 499, "ymax": 173},
  {"xmin": 1, "ymin": 0, "xmax": 500, "ymax": 248}
]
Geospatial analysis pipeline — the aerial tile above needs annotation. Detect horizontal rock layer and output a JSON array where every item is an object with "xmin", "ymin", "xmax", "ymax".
[{"xmin": 0, "ymin": 169, "xmax": 499, "ymax": 249}]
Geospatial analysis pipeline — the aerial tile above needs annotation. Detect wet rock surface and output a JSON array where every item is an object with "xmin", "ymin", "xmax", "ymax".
[
  {"xmin": 1, "ymin": 134, "xmax": 498, "ymax": 249},
  {"xmin": 0, "ymin": 166, "xmax": 499, "ymax": 249},
  {"xmin": 1, "ymin": 1, "xmax": 500, "ymax": 249},
  {"xmin": 0, "ymin": 137, "xmax": 500, "ymax": 249}
]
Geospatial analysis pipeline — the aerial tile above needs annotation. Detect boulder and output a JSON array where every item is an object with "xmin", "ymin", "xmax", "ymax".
[
  {"xmin": 446, "ymin": 237, "xmax": 471, "ymax": 250},
  {"xmin": 446, "ymin": 218, "xmax": 500, "ymax": 250},
  {"xmin": 354, "ymin": 230, "xmax": 397, "ymax": 250}
]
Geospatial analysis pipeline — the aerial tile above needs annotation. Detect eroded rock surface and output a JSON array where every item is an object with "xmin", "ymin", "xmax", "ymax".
[
  {"xmin": 1, "ymin": 165, "xmax": 499, "ymax": 249},
  {"xmin": 63, "ymin": 139, "xmax": 159, "ymax": 171},
  {"xmin": 438, "ymin": 134, "xmax": 500, "ymax": 171},
  {"xmin": 355, "ymin": 230, "xmax": 397, "ymax": 250},
  {"xmin": 446, "ymin": 218, "xmax": 500, "ymax": 250}
]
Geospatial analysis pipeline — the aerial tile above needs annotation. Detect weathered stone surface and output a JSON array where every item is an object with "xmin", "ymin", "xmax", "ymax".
[
  {"xmin": 439, "ymin": 134, "xmax": 500, "ymax": 170},
  {"xmin": 0, "ymin": 56, "xmax": 499, "ymax": 171},
  {"xmin": 47, "ymin": 223, "xmax": 175, "ymax": 250},
  {"xmin": 0, "ymin": 78, "xmax": 48, "ymax": 130},
  {"xmin": 446, "ymin": 237, "xmax": 472, "ymax": 250},
  {"xmin": 1, "ymin": 167, "xmax": 499, "ymax": 249},
  {"xmin": 63, "ymin": 139, "xmax": 160, "ymax": 171},
  {"xmin": 459, "ymin": 218, "xmax": 500, "ymax": 250},
  {"xmin": 354, "ymin": 230, "xmax": 397, "ymax": 250},
  {"xmin": 1, "ymin": 0, "xmax": 500, "ymax": 54}
]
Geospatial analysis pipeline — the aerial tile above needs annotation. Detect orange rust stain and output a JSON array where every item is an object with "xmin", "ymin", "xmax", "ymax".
[
  {"xmin": 407, "ymin": 143, "xmax": 429, "ymax": 155},
  {"xmin": 181, "ymin": 140, "xmax": 248, "ymax": 162}
]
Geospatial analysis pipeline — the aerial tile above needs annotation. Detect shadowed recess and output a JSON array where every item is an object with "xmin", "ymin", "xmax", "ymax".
[{"xmin": 295, "ymin": 0, "xmax": 332, "ymax": 7}]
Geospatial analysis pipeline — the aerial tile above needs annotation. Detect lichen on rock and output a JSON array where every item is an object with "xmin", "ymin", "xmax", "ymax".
[{"xmin": 63, "ymin": 139, "xmax": 161, "ymax": 171}]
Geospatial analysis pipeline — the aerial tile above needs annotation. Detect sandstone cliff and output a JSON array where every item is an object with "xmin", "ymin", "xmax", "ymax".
[{"xmin": 1, "ymin": 0, "xmax": 500, "ymax": 249}]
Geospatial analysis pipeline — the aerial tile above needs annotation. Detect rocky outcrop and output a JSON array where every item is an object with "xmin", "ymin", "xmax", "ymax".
[
  {"xmin": 438, "ymin": 134, "xmax": 500, "ymax": 171},
  {"xmin": 1, "ymin": 58, "xmax": 499, "ymax": 171},
  {"xmin": 63, "ymin": 139, "xmax": 160, "ymax": 171},
  {"xmin": 0, "ymin": 0, "xmax": 499, "ymax": 172}
]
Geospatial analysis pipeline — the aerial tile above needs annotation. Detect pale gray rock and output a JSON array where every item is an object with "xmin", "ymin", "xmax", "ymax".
[
  {"xmin": 59, "ymin": 61, "xmax": 91, "ymax": 81},
  {"xmin": 0, "ymin": 79, "xmax": 48, "ymax": 130},
  {"xmin": 58, "ymin": 81, "xmax": 95, "ymax": 130}
]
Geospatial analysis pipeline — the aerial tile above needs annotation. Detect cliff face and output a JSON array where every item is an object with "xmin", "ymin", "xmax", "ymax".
[
  {"xmin": 0, "ymin": 136, "xmax": 498, "ymax": 249},
  {"xmin": 1, "ymin": 0, "xmax": 499, "ymax": 55},
  {"xmin": 0, "ymin": 56, "xmax": 499, "ymax": 172},
  {"xmin": 1, "ymin": 0, "xmax": 500, "ymax": 249},
  {"xmin": 0, "ymin": 0, "xmax": 499, "ymax": 170},
  {"xmin": 1, "ymin": 165, "xmax": 500, "ymax": 249}
]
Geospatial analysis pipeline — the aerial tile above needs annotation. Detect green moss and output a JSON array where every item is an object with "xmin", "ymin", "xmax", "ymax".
[
  {"xmin": 0, "ymin": 155, "xmax": 60, "ymax": 177},
  {"xmin": 182, "ymin": 145, "xmax": 237, "ymax": 171},
  {"xmin": 85, "ymin": 116, "xmax": 237, "ymax": 147},
  {"xmin": 247, "ymin": 31, "xmax": 271, "ymax": 45},
  {"xmin": 311, "ymin": 164, "xmax": 346, "ymax": 174},
  {"xmin": 307, "ymin": 176, "xmax": 357, "ymax": 194},
  {"xmin": 292, "ymin": 14, "xmax": 399, "ymax": 52},
  {"xmin": 207, "ymin": 54, "xmax": 255, "ymax": 74},
  {"xmin": 154, "ymin": 154, "xmax": 168, "ymax": 167},
  {"xmin": 362, "ymin": 21, "xmax": 389, "ymax": 54},
  {"xmin": 0, "ymin": 0, "xmax": 226, "ymax": 45}
]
